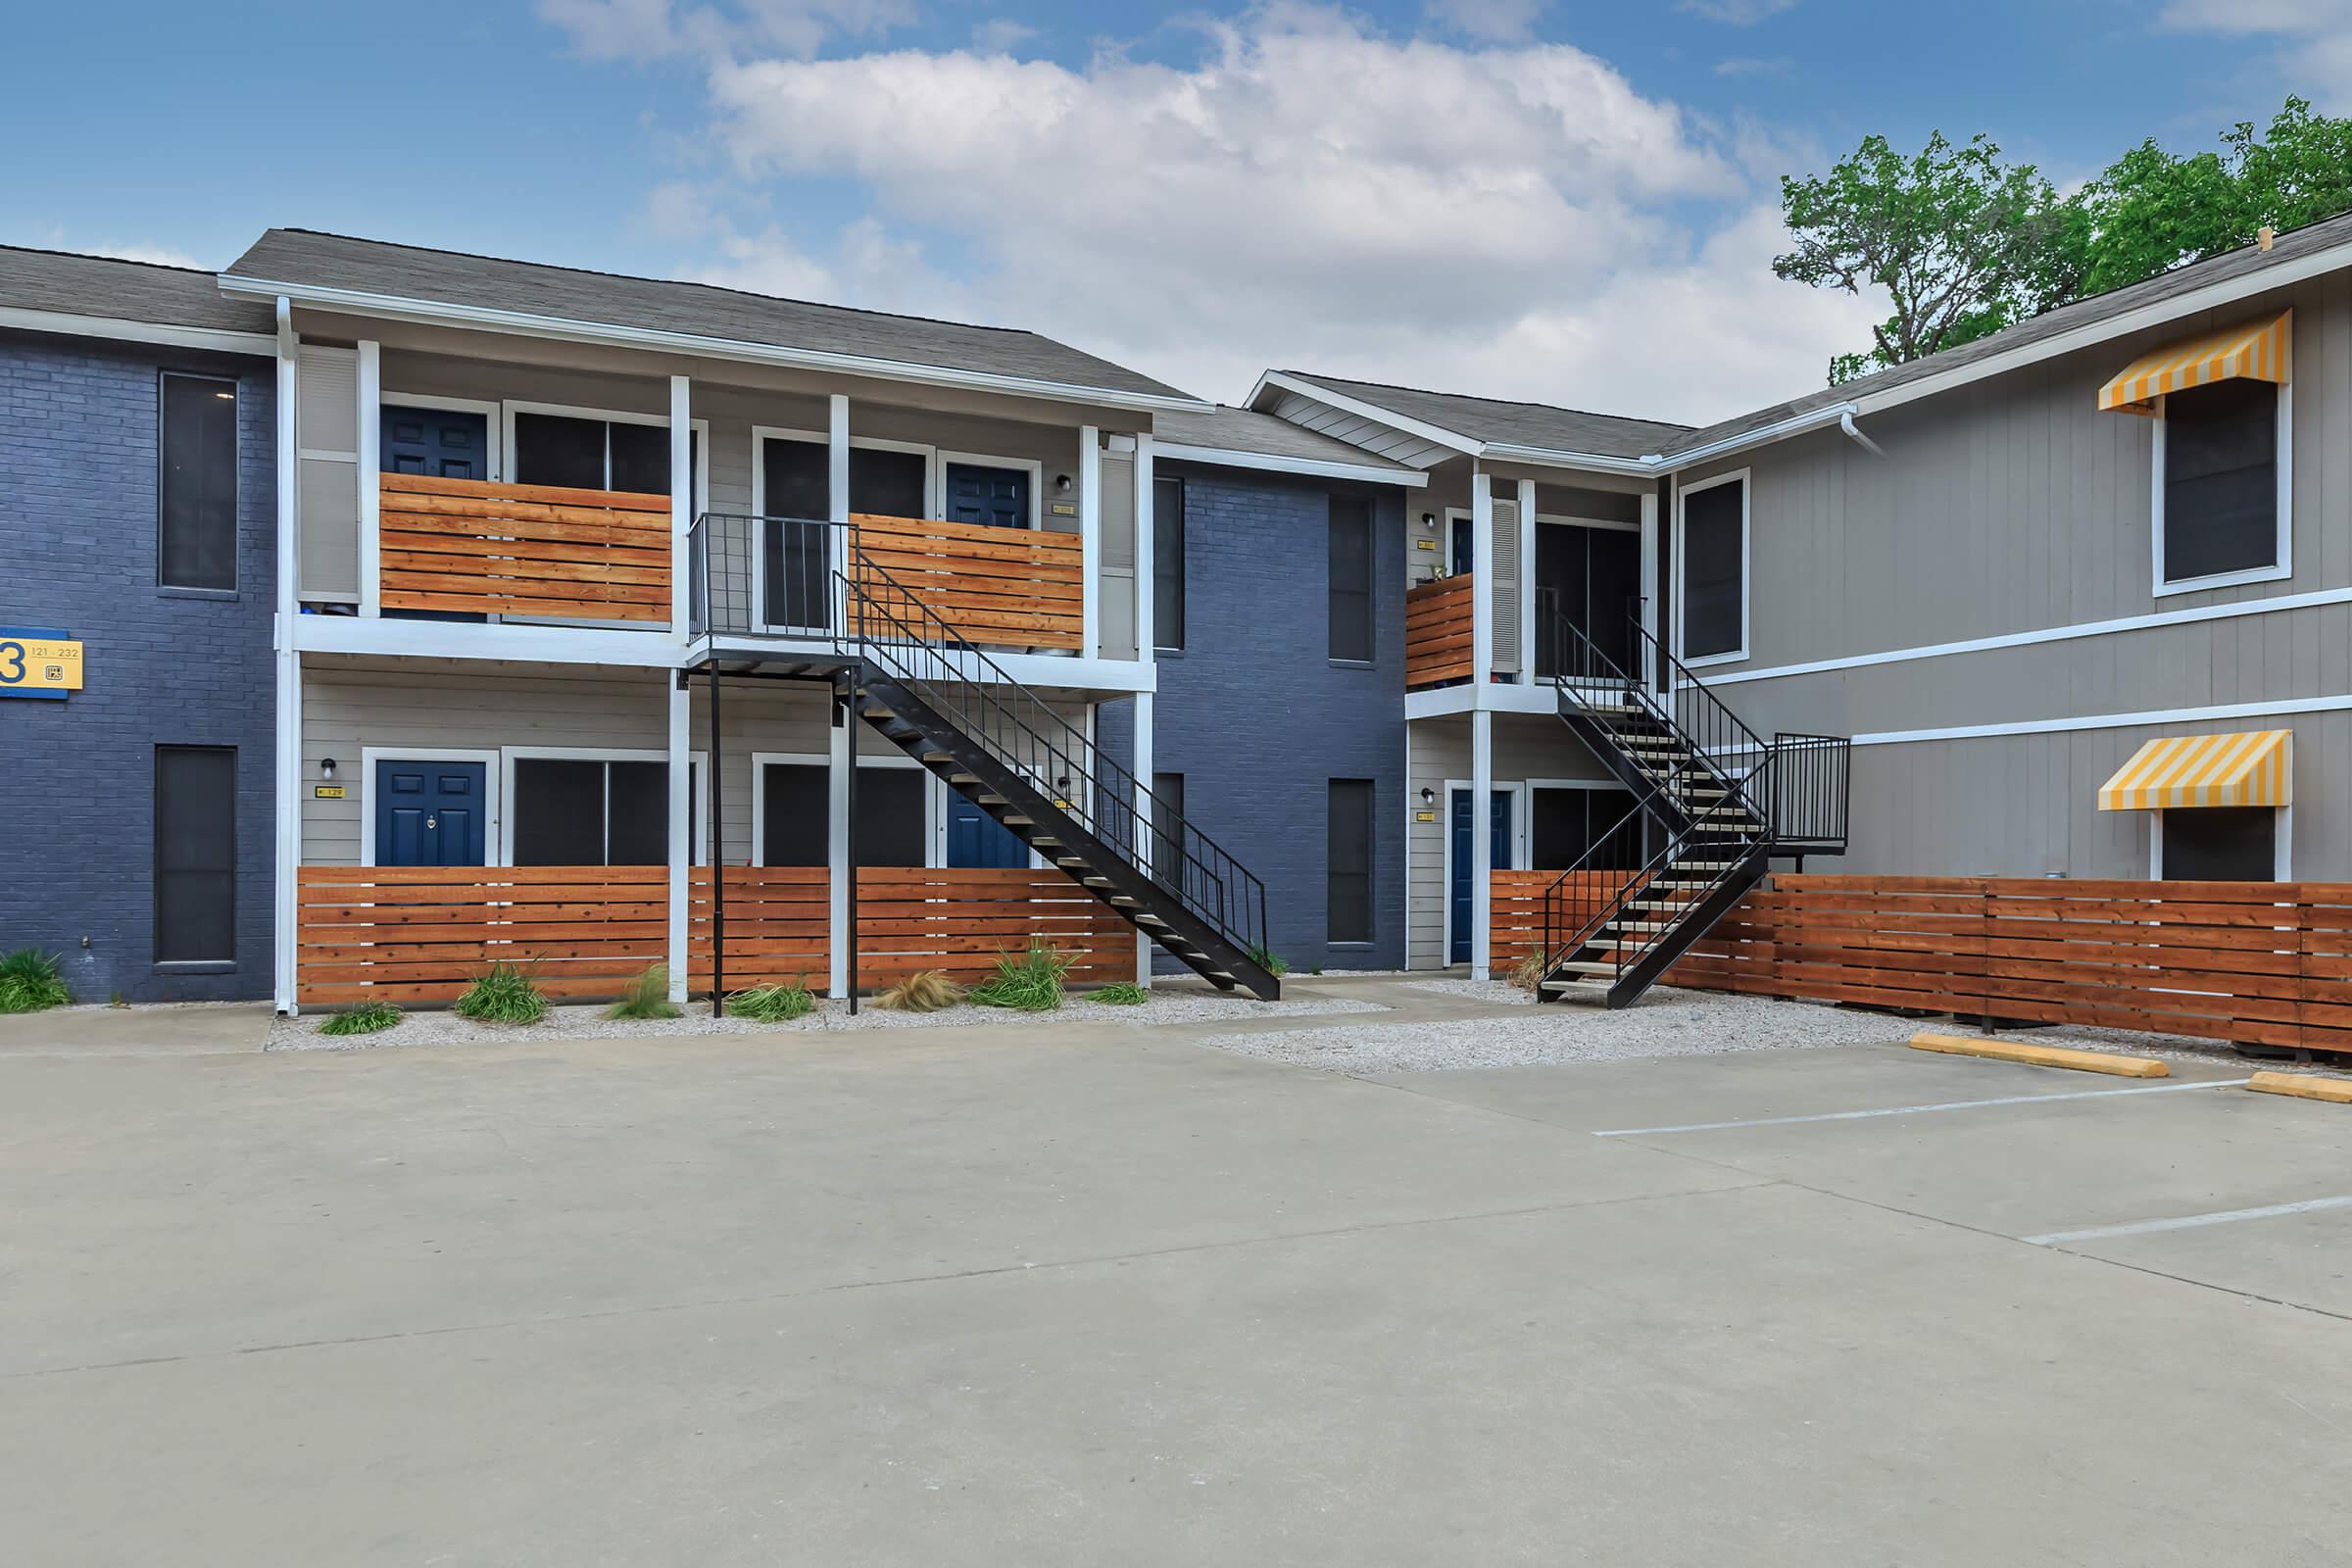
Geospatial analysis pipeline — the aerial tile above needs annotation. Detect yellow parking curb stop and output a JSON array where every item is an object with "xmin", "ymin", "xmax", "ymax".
[{"xmin": 1907, "ymin": 1031, "xmax": 2169, "ymax": 1079}]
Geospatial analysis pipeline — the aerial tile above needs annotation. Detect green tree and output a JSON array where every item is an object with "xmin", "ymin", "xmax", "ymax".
[{"xmin": 1774, "ymin": 131, "xmax": 2081, "ymax": 384}]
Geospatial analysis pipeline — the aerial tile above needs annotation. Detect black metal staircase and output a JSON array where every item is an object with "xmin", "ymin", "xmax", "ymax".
[{"xmin": 1532, "ymin": 608, "xmax": 1849, "ymax": 1007}]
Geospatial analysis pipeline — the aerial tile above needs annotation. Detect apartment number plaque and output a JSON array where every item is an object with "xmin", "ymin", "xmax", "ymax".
[{"xmin": 0, "ymin": 627, "xmax": 81, "ymax": 701}]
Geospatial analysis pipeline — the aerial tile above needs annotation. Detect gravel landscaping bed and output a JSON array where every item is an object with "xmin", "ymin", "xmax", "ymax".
[
  {"xmin": 269, "ymin": 990, "xmax": 1386, "ymax": 1051},
  {"xmin": 1198, "ymin": 986, "xmax": 1927, "ymax": 1072},
  {"xmin": 1402, "ymin": 978, "xmax": 1534, "ymax": 1006}
]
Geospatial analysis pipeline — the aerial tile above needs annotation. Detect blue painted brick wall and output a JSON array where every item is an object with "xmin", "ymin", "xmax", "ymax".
[
  {"xmin": 0, "ymin": 333, "xmax": 276, "ymax": 1003},
  {"xmin": 1103, "ymin": 465, "xmax": 1406, "ymax": 972}
]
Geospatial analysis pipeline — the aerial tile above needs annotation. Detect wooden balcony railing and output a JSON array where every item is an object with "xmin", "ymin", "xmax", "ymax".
[
  {"xmin": 379, "ymin": 473, "xmax": 671, "ymax": 622},
  {"xmin": 1405, "ymin": 572, "xmax": 1474, "ymax": 689},
  {"xmin": 849, "ymin": 513, "xmax": 1085, "ymax": 652}
]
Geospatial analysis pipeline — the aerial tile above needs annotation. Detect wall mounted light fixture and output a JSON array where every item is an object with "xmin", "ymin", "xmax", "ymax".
[
  {"xmin": 320, "ymin": 758, "xmax": 338, "ymax": 780},
  {"xmin": 1418, "ymin": 786, "xmax": 1436, "ymax": 807}
]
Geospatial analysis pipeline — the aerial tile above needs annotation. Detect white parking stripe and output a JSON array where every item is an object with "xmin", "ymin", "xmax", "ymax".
[
  {"xmin": 2025, "ymin": 1195, "xmax": 2352, "ymax": 1247},
  {"xmin": 1592, "ymin": 1078, "xmax": 2248, "ymax": 1137}
]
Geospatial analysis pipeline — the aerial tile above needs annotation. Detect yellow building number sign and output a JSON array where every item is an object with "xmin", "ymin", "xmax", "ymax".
[{"xmin": 0, "ymin": 627, "xmax": 83, "ymax": 701}]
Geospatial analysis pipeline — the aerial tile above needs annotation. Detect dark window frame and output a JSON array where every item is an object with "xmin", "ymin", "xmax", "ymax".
[
  {"xmin": 509, "ymin": 755, "xmax": 702, "ymax": 868},
  {"xmin": 1327, "ymin": 493, "xmax": 1375, "ymax": 664},
  {"xmin": 153, "ymin": 745, "xmax": 238, "ymax": 966},
  {"xmin": 2157, "ymin": 381, "xmax": 2287, "ymax": 592},
  {"xmin": 757, "ymin": 759, "xmax": 931, "ymax": 868},
  {"xmin": 1326, "ymin": 777, "xmax": 1376, "ymax": 946},
  {"xmin": 1679, "ymin": 472, "xmax": 1747, "ymax": 663},
  {"xmin": 1153, "ymin": 474, "xmax": 1186, "ymax": 652},
  {"xmin": 512, "ymin": 408, "xmax": 700, "ymax": 506},
  {"xmin": 157, "ymin": 370, "xmax": 240, "ymax": 592},
  {"xmin": 2157, "ymin": 806, "xmax": 2279, "ymax": 882}
]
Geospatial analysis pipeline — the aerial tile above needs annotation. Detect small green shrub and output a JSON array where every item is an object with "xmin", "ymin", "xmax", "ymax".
[
  {"xmin": 454, "ymin": 959, "xmax": 547, "ymax": 1025},
  {"xmin": 1246, "ymin": 943, "xmax": 1291, "ymax": 978},
  {"xmin": 0, "ymin": 949, "xmax": 71, "ymax": 1014},
  {"xmin": 1088, "ymin": 981, "xmax": 1149, "ymax": 1005},
  {"xmin": 728, "ymin": 977, "xmax": 814, "ymax": 1023},
  {"xmin": 319, "ymin": 1001, "xmax": 403, "ymax": 1037},
  {"xmin": 604, "ymin": 965, "xmax": 682, "ymax": 1020},
  {"xmin": 969, "ymin": 940, "xmax": 1071, "ymax": 1011},
  {"xmin": 875, "ymin": 969, "xmax": 965, "ymax": 1012}
]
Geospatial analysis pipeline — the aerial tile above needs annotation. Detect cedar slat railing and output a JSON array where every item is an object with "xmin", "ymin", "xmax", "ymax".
[
  {"xmin": 849, "ymin": 513, "xmax": 1084, "ymax": 652},
  {"xmin": 1490, "ymin": 869, "xmax": 1655, "ymax": 971},
  {"xmin": 1405, "ymin": 573, "xmax": 1474, "ymax": 689},
  {"xmin": 296, "ymin": 864, "xmax": 1129, "ymax": 1006},
  {"xmin": 1661, "ymin": 875, "xmax": 2352, "ymax": 1058},
  {"xmin": 379, "ymin": 473, "xmax": 672, "ymax": 622}
]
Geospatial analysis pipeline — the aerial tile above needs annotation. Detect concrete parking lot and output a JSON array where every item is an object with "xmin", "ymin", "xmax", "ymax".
[{"xmin": 3, "ymin": 983, "xmax": 2348, "ymax": 1565}]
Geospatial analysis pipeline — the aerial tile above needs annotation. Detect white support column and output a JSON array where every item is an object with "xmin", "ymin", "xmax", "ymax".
[
  {"xmin": 826, "ymin": 393, "xmax": 852, "ymax": 634},
  {"xmin": 666, "ymin": 676, "xmax": 691, "ymax": 1004},
  {"xmin": 271, "ymin": 300, "xmax": 303, "ymax": 1013},
  {"xmin": 1639, "ymin": 487, "xmax": 1661, "ymax": 691},
  {"xmin": 1131, "ymin": 690, "xmax": 1154, "ymax": 987},
  {"xmin": 669, "ymin": 374, "xmax": 692, "ymax": 635},
  {"xmin": 827, "ymin": 701, "xmax": 852, "ymax": 1000},
  {"xmin": 1470, "ymin": 466, "xmax": 1494, "ymax": 685},
  {"xmin": 1516, "ymin": 476, "xmax": 1537, "ymax": 674},
  {"xmin": 1470, "ymin": 708, "xmax": 1494, "ymax": 981},
  {"xmin": 356, "ymin": 340, "xmax": 381, "ymax": 617},
  {"xmin": 1079, "ymin": 424, "xmax": 1102, "ymax": 657}
]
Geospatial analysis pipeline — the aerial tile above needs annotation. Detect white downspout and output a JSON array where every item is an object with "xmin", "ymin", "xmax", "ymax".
[
  {"xmin": 1838, "ymin": 410, "xmax": 1886, "ymax": 460},
  {"xmin": 271, "ymin": 299, "xmax": 303, "ymax": 1014}
]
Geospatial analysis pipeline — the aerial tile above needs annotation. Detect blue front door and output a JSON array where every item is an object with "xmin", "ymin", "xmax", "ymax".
[
  {"xmin": 1448, "ymin": 788, "xmax": 1513, "ymax": 964},
  {"xmin": 944, "ymin": 463, "xmax": 1032, "ymax": 529},
  {"xmin": 946, "ymin": 792, "xmax": 1029, "ymax": 867},
  {"xmin": 382, "ymin": 405, "xmax": 487, "ymax": 480},
  {"xmin": 375, "ymin": 760, "xmax": 487, "ymax": 866},
  {"xmin": 1451, "ymin": 514, "xmax": 1474, "ymax": 574}
]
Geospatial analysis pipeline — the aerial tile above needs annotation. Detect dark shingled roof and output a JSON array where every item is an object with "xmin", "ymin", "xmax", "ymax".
[
  {"xmin": 0, "ymin": 245, "xmax": 272, "ymax": 336},
  {"xmin": 1275, "ymin": 371, "xmax": 1693, "ymax": 460},
  {"xmin": 223, "ymin": 228, "xmax": 1198, "ymax": 404},
  {"xmin": 1664, "ymin": 206, "xmax": 2352, "ymax": 457},
  {"xmin": 1153, "ymin": 405, "xmax": 1418, "ymax": 473}
]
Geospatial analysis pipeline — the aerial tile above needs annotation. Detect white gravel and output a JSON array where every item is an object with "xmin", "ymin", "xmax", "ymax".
[
  {"xmin": 268, "ymin": 990, "xmax": 1386, "ymax": 1051},
  {"xmin": 1197, "ymin": 986, "xmax": 1928, "ymax": 1072},
  {"xmin": 1402, "ymin": 978, "xmax": 1535, "ymax": 1006}
]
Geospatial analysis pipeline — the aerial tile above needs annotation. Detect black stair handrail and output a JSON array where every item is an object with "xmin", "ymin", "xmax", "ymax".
[
  {"xmin": 1760, "ymin": 732, "xmax": 1852, "ymax": 853},
  {"xmin": 1535, "ymin": 785, "xmax": 1760, "ymax": 992},
  {"xmin": 833, "ymin": 539, "xmax": 1271, "ymax": 963}
]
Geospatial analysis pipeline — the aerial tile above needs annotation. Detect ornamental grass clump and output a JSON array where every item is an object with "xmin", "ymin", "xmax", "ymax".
[
  {"xmin": 1246, "ymin": 943, "xmax": 1291, "ymax": 978},
  {"xmin": 728, "ymin": 978, "xmax": 814, "ymax": 1023},
  {"xmin": 318, "ymin": 1001, "xmax": 403, "ymax": 1037},
  {"xmin": 968, "ymin": 941, "xmax": 1070, "ymax": 1011},
  {"xmin": 874, "ymin": 969, "xmax": 965, "ymax": 1012},
  {"xmin": 604, "ymin": 965, "xmax": 682, "ymax": 1021},
  {"xmin": 454, "ymin": 959, "xmax": 548, "ymax": 1025},
  {"xmin": 1088, "ymin": 981, "xmax": 1149, "ymax": 1005},
  {"xmin": 0, "ymin": 949, "xmax": 71, "ymax": 1014}
]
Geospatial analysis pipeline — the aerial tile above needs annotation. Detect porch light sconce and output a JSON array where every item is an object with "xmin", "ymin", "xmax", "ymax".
[
  {"xmin": 319, "ymin": 758, "xmax": 338, "ymax": 781},
  {"xmin": 1054, "ymin": 473, "xmax": 1073, "ymax": 495},
  {"xmin": 1420, "ymin": 513, "xmax": 1437, "ymax": 531},
  {"xmin": 1056, "ymin": 776, "xmax": 1072, "ymax": 792},
  {"xmin": 1419, "ymin": 786, "xmax": 1435, "ymax": 807}
]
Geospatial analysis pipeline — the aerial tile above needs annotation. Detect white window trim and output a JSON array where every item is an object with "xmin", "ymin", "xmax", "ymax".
[
  {"xmin": 749, "ymin": 749, "xmax": 942, "ymax": 868},
  {"xmin": 1674, "ymin": 466, "xmax": 1750, "ymax": 669},
  {"xmin": 356, "ymin": 748, "xmax": 505, "ymax": 868},
  {"xmin": 2149, "ymin": 804, "xmax": 2291, "ymax": 881},
  {"xmin": 497, "ymin": 746, "xmax": 710, "ymax": 867},
  {"xmin": 937, "ymin": 450, "xmax": 1046, "ymax": 530},
  {"xmin": 1439, "ymin": 777, "xmax": 1527, "ymax": 965},
  {"xmin": 2149, "ymin": 384, "xmax": 2294, "ymax": 599}
]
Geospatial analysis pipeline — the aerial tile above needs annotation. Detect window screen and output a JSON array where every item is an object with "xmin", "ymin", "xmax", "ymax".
[
  {"xmin": 1327, "ymin": 779, "xmax": 1375, "ymax": 944},
  {"xmin": 154, "ymin": 746, "xmax": 236, "ymax": 962},
  {"xmin": 2164, "ymin": 380, "xmax": 2278, "ymax": 583},
  {"xmin": 851, "ymin": 447, "xmax": 927, "ymax": 518},
  {"xmin": 1153, "ymin": 475, "xmax": 1186, "ymax": 651},
  {"xmin": 761, "ymin": 437, "xmax": 833, "ymax": 630},
  {"xmin": 515, "ymin": 413, "xmax": 694, "ymax": 501},
  {"xmin": 2162, "ymin": 807, "xmax": 2276, "ymax": 882},
  {"xmin": 760, "ymin": 763, "xmax": 927, "ymax": 867},
  {"xmin": 1328, "ymin": 495, "xmax": 1374, "ymax": 662},
  {"xmin": 512, "ymin": 759, "xmax": 685, "ymax": 866},
  {"xmin": 159, "ymin": 373, "xmax": 238, "ymax": 590},
  {"xmin": 1532, "ymin": 786, "xmax": 1649, "ymax": 871},
  {"xmin": 1682, "ymin": 479, "xmax": 1744, "ymax": 660}
]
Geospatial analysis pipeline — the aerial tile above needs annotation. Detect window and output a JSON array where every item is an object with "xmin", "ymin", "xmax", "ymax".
[
  {"xmin": 1532, "ymin": 785, "xmax": 1651, "ymax": 871},
  {"xmin": 760, "ymin": 761, "xmax": 928, "ymax": 867},
  {"xmin": 154, "ymin": 746, "xmax": 236, "ymax": 963},
  {"xmin": 1153, "ymin": 475, "xmax": 1186, "ymax": 651},
  {"xmin": 1327, "ymin": 778, "xmax": 1374, "ymax": 944},
  {"xmin": 1680, "ymin": 474, "xmax": 1746, "ymax": 662},
  {"xmin": 1151, "ymin": 771, "xmax": 1185, "ymax": 883},
  {"xmin": 512, "ymin": 759, "xmax": 693, "ymax": 866},
  {"xmin": 159, "ymin": 373, "xmax": 238, "ymax": 590},
  {"xmin": 2160, "ymin": 380, "xmax": 2282, "ymax": 588},
  {"xmin": 514, "ymin": 411, "xmax": 697, "ymax": 502},
  {"xmin": 2159, "ymin": 808, "xmax": 2277, "ymax": 882},
  {"xmin": 1328, "ymin": 495, "xmax": 1374, "ymax": 662}
]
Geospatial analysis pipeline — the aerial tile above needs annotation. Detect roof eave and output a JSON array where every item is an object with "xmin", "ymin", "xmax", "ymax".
[
  {"xmin": 1152, "ymin": 439, "xmax": 1428, "ymax": 487},
  {"xmin": 1250, "ymin": 369, "xmax": 1483, "ymax": 457},
  {"xmin": 219, "ymin": 273, "xmax": 1212, "ymax": 415}
]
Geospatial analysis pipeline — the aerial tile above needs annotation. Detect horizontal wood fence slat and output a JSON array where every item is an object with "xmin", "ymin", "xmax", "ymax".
[
  {"xmin": 1405, "ymin": 573, "xmax": 1474, "ymax": 690},
  {"xmin": 379, "ymin": 473, "xmax": 672, "ymax": 623},
  {"xmin": 1655, "ymin": 875, "xmax": 2352, "ymax": 1058},
  {"xmin": 850, "ymin": 513, "xmax": 1084, "ymax": 652},
  {"xmin": 297, "ymin": 864, "xmax": 1131, "ymax": 1006}
]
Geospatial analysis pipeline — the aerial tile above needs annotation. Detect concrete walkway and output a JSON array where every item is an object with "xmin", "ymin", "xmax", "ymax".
[{"xmin": 4, "ymin": 982, "xmax": 2347, "ymax": 1564}]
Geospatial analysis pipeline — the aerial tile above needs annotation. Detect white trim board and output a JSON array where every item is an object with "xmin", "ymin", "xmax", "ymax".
[
  {"xmin": 2149, "ymin": 382, "xmax": 2293, "ymax": 599},
  {"xmin": 1152, "ymin": 439, "xmax": 1428, "ymax": 488},
  {"xmin": 1851, "ymin": 692, "xmax": 2352, "ymax": 748},
  {"xmin": 0, "ymin": 304, "xmax": 274, "ymax": 357},
  {"xmin": 1673, "ymin": 467, "xmax": 1749, "ymax": 669}
]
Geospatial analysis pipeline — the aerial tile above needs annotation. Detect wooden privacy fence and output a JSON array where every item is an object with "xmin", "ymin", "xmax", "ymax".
[
  {"xmin": 378, "ymin": 473, "xmax": 672, "ymax": 622},
  {"xmin": 851, "ymin": 513, "xmax": 1083, "ymax": 652},
  {"xmin": 297, "ymin": 864, "xmax": 1128, "ymax": 1006},
  {"xmin": 1490, "ymin": 869, "xmax": 1657, "ymax": 971},
  {"xmin": 1662, "ymin": 875, "xmax": 2352, "ymax": 1057},
  {"xmin": 1405, "ymin": 573, "xmax": 1474, "ymax": 689}
]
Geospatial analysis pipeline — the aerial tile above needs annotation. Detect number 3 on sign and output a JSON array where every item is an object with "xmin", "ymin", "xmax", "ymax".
[{"xmin": 0, "ymin": 627, "xmax": 83, "ymax": 700}]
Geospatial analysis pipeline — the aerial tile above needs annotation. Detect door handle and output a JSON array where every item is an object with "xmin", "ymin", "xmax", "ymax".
[{"xmin": 426, "ymin": 815, "xmax": 438, "ymax": 829}]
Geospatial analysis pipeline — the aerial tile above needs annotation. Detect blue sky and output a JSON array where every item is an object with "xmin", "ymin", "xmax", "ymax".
[{"xmin": 3, "ymin": 1, "xmax": 2336, "ymax": 419}]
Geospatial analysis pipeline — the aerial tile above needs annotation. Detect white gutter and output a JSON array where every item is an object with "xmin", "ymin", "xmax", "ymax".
[
  {"xmin": 1838, "ymin": 409, "xmax": 1886, "ymax": 459},
  {"xmin": 1153, "ymin": 440, "xmax": 1429, "ymax": 487},
  {"xmin": 0, "ymin": 305, "xmax": 273, "ymax": 357},
  {"xmin": 218, "ymin": 273, "xmax": 1213, "ymax": 416},
  {"xmin": 1477, "ymin": 441, "xmax": 1656, "ymax": 477}
]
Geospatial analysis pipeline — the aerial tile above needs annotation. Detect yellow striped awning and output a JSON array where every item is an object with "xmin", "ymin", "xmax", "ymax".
[
  {"xmin": 2097, "ymin": 311, "xmax": 2291, "ymax": 415},
  {"xmin": 2096, "ymin": 730, "xmax": 2291, "ymax": 811}
]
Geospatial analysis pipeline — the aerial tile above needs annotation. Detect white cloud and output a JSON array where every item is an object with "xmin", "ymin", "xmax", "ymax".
[
  {"xmin": 2159, "ymin": 0, "xmax": 2352, "ymax": 106},
  {"xmin": 1678, "ymin": 0, "xmax": 1796, "ymax": 23},
  {"xmin": 652, "ymin": 5, "xmax": 1878, "ymax": 418},
  {"xmin": 1424, "ymin": 0, "xmax": 1546, "ymax": 42},
  {"xmin": 89, "ymin": 243, "xmax": 209, "ymax": 270}
]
